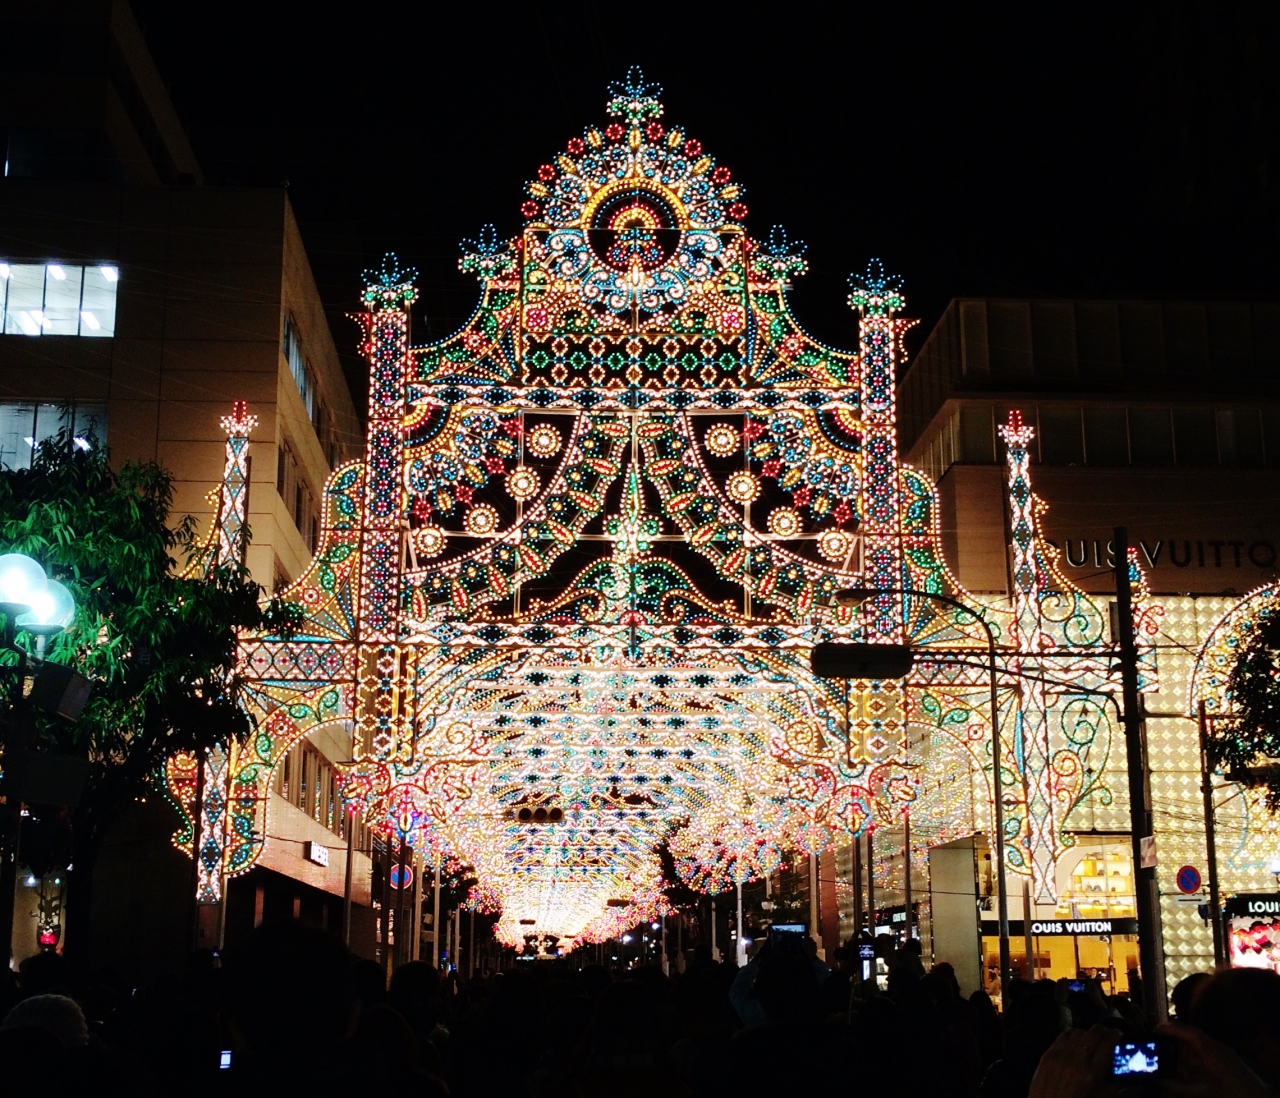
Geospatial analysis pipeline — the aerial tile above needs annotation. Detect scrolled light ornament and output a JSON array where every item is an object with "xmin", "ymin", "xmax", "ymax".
[
  {"xmin": 705, "ymin": 424, "xmax": 740, "ymax": 457},
  {"xmin": 465, "ymin": 504, "xmax": 499, "ymax": 535},
  {"xmin": 506, "ymin": 467, "xmax": 540, "ymax": 502},
  {"xmin": 527, "ymin": 425, "xmax": 562, "ymax": 458},
  {"xmin": 767, "ymin": 508, "xmax": 801, "ymax": 538},
  {"xmin": 818, "ymin": 528, "xmax": 855, "ymax": 563},
  {"xmin": 726, "ymin": 471, "xmax": 760, "ymax": 504}
]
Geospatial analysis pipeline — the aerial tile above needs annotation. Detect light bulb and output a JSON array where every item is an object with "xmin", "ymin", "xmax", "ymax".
[{"xmin": 0, "ymin": 553, "xmax": 45, "ymax": 608}]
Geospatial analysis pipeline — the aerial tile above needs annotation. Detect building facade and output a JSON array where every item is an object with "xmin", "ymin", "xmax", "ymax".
[
  {"xmin": 874, "ymin": 297, "xmax": 1280, "ymax": 995},
  {"xmin": 0, "ymin": 1, "xmax": 373, "ymax": 971}
]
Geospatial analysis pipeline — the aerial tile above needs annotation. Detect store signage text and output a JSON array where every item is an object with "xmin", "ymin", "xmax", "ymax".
[
  {"xmin": 981, "ymin": 917, "xmax": 1139, "ymax": 936},
  {"xmin": 1053, "ymin": 539, "xmax": 1277, "ymax": 571},
  {"xmin": 1226, "ymin": 895, "xmax": 1280, "ymax": 918}
]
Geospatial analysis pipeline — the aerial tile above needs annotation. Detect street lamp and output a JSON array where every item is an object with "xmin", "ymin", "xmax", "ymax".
[
  {"xmin": 0, "ymin": 551, "xmax": 79, "ymax": 969},
  {"xmin": 826, "ymin": 585, "xmax": 1012, "ymax": 995}
]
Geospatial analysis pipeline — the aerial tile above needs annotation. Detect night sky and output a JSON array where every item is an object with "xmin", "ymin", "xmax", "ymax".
[{"xmin": 132, "ymin": 3, "xmax": 1280, "ymax": 400}]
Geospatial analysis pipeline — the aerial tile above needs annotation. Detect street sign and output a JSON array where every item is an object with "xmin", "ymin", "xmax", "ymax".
[
  {"xmin": 1176, "ymin": 865, "xmax": 1202, "ymax": 895},
  {"xmin": 390, "ymin": 864, "xmax": 414, "ymax": 889}
]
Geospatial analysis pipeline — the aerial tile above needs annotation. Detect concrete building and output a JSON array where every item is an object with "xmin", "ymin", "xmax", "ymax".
[
  {"xmin": 0, "ymin": 1, "xmax": 374, "ymax": 972},
  {"xmin": 860, "ymin": 297, "xmax": 1280, "ymax": 995}
]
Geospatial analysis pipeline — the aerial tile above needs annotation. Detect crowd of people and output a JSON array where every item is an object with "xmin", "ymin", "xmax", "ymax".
[{"xmin": 1, "ymin": 922, "xmax": 1278, "ymax": 1096}]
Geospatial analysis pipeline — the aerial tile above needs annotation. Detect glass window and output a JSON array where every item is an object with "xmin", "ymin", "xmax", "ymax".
[
  {"xmin": 0, "ymin": 403, "xmax": 36, "ymax": 470},
  {"xmin": 1084, "ymin": 407, "xmax": 1129, "ymax": 465},
  {"xmin": 1038, "ymin": 406, "xmax": 1083, "ymax": 464},
  {"xmin": 283, "ymin": 316, "xmax": 315, "ymax": 417},
  {"xmin": 79, "ymin": 265, "xmax": 118, "ymax": 336},
  {"xmin": 0, "ymin": 262, "xmax": 117, "ymax": 337},
  {"xmin": 42, "ymin": 263, "xmax": 82, "ymax": 335},
  {"xmin": 1129, "ymin": 407, "xmax": 1174, "ymax": 464},
  {"xmin": 959, "ymin": 405, "xmax": 994, "ymax": 463},
  {"xmin": 1173, "ymin": 407, "xmax": 1218, "ymax": 465},
  {"xmin": 1228, "ymin": 408, "xmax": 1265, "ymax": 465},
  {"xmin": 4, "ymin": 263, "xmax": 45, "ymax": 334},
  {"xmin": 73, "ymin": 403, "xmax": 107, "ymax": 451}
]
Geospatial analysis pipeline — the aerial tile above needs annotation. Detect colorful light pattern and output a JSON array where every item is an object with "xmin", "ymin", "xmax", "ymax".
[{"xmin": 160, "ymin": 74, "xmax": 1157, "ymax": 945}]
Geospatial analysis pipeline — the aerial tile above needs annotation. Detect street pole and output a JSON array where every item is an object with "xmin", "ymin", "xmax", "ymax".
[
  {"xmin": 903, "ymin": 809, "xmax": 912, "ymax": 943},
  {"xmin": 809, "ymin": 853, "xmax": 821, "ymax": 953},
  {"xmin": 411, "ymin": 850, "xmax": 423, "ymax": 962},
  {"xmin": 342, "ymin": 807, "xmax": 355, "ymax": 949},
  {"xmin": 1198, "ymin": 701, "xmax": 1226, "ymax": 968},
  {"xmin": 736, "ymin": 881, "xmax": 745, "ymax": 966},
  {"xmin": 189, "ymin": 750, "xmax": 206, "ymax": 950},
  {"xmin": 1114, "ymin": 526, "xmax": 1168, "ymax": 1022},
  {"xmin": 431, "ymin": 856, "xmax": 442, "ymax": 968},
  {"xmin": 852, "ymin": 837, "xmax": 864, "ymax": 937},
  {"xmin": 0, "ymin": 630, "xmax": 23, "ymax": 969},
  {"xmin": 866, "ymin": 829, "xmax": 876, "ymax": 936},
  {"xmin": 469, "ymin": 906, "xmax": 476, "ymax": 977},
  {"xmin": 395, "ymin": 839, "xmax": 408, "ymax": 969}
]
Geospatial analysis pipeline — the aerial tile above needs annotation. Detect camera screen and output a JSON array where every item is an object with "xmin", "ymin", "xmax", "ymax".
[{"xmin": 1113, "ymin": 1041, "xmax": 1159, "ymax": 1075}]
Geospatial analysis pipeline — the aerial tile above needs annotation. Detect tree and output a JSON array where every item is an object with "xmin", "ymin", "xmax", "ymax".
[
  {"xmin": 1209, "ymin": 608, "xmax": 1280, "ymax": 807},
  {"xmin": 0, "ymin": 425, "xmax": 296, "ymax": 963}
]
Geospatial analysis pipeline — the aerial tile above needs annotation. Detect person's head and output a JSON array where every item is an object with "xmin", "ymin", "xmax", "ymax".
[
  {"xmin": 802, "ymin": 936, "xmax": 818, "ymax": 959},
  {"xmin": 1, "ymin": 994, "xmax": 87, "ymax": 1047},
  {"xmin": 1187, "ymin": 967, "xmax": 1280, "ymax": 1087},
  {"xmin": 223, "ymin": 920, "xmax": 354, "ymax": 1059},
  {"xmin": 753, "ymin": 945, "xmax": 821, "ymax": 1023},
  {"xmin": 16, "ymin": 951, "xmax": 67, "ymax": 997},
  {"xmin": 1170, "ymin": 971, "xmax": 1211, "ymax": 1020}
]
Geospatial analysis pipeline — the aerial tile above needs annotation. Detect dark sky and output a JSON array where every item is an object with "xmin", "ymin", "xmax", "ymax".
[{"xmin": 132, "ymin": 3, "xmax": 1280, "ymax": 398}]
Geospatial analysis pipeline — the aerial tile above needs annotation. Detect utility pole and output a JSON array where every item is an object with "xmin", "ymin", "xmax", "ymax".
[
  {"xmin": 1198, "ymin": 701, "xmax": 1226, "ymax": 967},
  {"xmin": 809, "ymin": 853, "xmax": 821, "ymax": 953},
  {"xmin": 852, "ymin": 837, "xmax": 864, "ymax": 936},
  {"xmin": 342, "ymin": 807, "xmax": 355, "ymax": 948},
  {"xmin": 866, "ymin": 829, "xmax": 876, "ymax": 936},
  {"xmin": 431, "ymin": 856, "xmax": 442, "ymax": 968},
  {"xmin": 1114, "ymin": 526, "xmax": 1168, "ymax": 1022},
  {"xmin": 903, "ymin": 810, "xmax": 913, "ymax": 943}
]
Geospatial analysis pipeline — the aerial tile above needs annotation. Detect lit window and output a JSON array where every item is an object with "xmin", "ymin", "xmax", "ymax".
[
  {"xmin": 0, "ymin": 262, "xmax": 118, "ymax": 337},
  {"xmin": 0, "ymin": 402, "xmax": 107, "ymax": 470}
]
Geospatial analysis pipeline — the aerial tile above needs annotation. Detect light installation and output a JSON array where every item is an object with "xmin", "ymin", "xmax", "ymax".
[{"xmin": 164, "ymin": 71, "xmax": 1159, "ymax": 945}]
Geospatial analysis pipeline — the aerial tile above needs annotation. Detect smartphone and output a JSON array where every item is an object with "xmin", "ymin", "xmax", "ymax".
[
  {"xmin": 219, "ymin": 1050, "xmax": 233, "ymax": 1070},
  {"xmin": 768, "ymin": 923, "xmax": 807, "ymax": 951},
  {"xmin": 1112, "ymin": 1039, "xmax": 1173, "ymax": 1078},
  {"xmin": 1067, "ymin": 978, "xmax": 1087, "ymax": 993}
]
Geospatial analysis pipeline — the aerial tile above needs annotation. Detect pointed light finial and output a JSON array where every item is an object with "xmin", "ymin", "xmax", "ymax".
[
  {"xmin": 998, "ymin": 409, "xmax": 1035, "ymax": 449},
  {"xmin": 220, "ymin": 400, "xmax": 258, "ymax": 437}
]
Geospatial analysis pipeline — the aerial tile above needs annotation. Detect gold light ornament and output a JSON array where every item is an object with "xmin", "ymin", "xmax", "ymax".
[
  {"xmin": 414, "ymin": 525, "xmax": 446, "ymax": 558},
  {"xmin": 506, "ymin": 466, "xmax": 540, "ymax": 501},
  {"xmin": 527, "ymin": 424, "xmax": 562, "ymax": 458},
  {"xmin": 726, "ymin": 471, "xmax": 760, "ymax": 504},
  {"xmin": 705, "ymin": 424, "xmax": 739, "ymax": 457},
  {"xmin": 465, "ymin": 504, "xmax": 499, "ymax": 535},
  {"xmin": 818, "ymin": 528, "xmax": 854, "ymax": 563},
  {"xmin": 767, "ymin": 508, "xmax": 801, "ymax": 538}
]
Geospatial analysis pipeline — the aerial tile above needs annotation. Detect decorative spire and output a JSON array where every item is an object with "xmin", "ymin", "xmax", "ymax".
[
  {"xmin": 752, "ymin": 225, "xmax": 809, "ymax": 285},
  {"xmin": 459, "ymin": 225, "xmax": 515, "ymax": 281},
  {"xmin": 361, "ymin": 253, "xmax": 418, "ymax": 312},
  {"xmin": 606, "ymin": 66, "xmax": 663, "ymax": 123},
  {"xmin": 847, "ymin": 259, "xmax": 905, "ymax": 316}
]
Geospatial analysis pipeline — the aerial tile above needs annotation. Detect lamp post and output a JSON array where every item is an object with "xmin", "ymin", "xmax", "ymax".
[
  {"xmin": 830, "ymin": 585, "xmax": 1012, "ymax": 995},
  {"xmin": 0, "ymin": 552, "xmax": 78, "ymax": 968}
]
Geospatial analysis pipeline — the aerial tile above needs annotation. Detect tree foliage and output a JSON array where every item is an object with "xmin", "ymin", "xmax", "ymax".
[
  {"xmin": 0, "ymin": 425, "xmax": 297, "ymax": 953},
  {"xmin": 1211, "ymin": 608, "xmax": 1280, "ymax": 807}
]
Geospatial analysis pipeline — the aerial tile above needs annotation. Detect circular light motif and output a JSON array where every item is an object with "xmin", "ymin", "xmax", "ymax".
[
  {"xmin": 705, "ymin": 425, "xmax": 739, "ymax": 457},
  {"xmin": 587, "ymin": 185, "xmax": 682, "ymax": 274},
  {"xmin": 767, "ymin": 509, "xmax": 801, "ymax": 538},
  {"xmin": 726, "ymin": 472, "xmax": 760, "ymax": 504},
  {"xmin": 527, "ymin": 425, "xmax": 562, "ymax": 458},
  {"xmin": 465, "ymin": 505, "xmax": 499, "ymax": 535},
  {"xmin": 818, "ymin": 529, "xmax": 854, "ymax": 563},
  {"xmin": 506, "ymin": 467, "xmax": 540, "ymax": 502},
  {"xmin": 414, "ymin": 526, "xmax": 446, "ymax": 558}
]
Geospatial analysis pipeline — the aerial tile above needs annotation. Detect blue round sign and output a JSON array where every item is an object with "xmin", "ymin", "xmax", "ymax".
[
  {"xmin": 1176, "ymin": 865, "xmax": 1201, "ymax": 895},
  {"xmin": 390, "ymin": 864, "xmax": 415, "ymax": 890}
]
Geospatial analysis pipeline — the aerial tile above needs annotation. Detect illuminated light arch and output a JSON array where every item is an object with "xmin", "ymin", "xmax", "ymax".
[{"xmin": 165, "ymin": 71, "xmax": 1156, "ymax": 937}]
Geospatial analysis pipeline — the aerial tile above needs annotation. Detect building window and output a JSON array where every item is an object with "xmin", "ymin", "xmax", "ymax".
[
  {"xmin": 0, "ymin": 402, "xmax": 107, "ymax": 470},
  {"xmin": 1, "ymin": 262, "xmax": 117, "ymax": 337},
  {"xmin": 282, "ymin": 315, "xmax": 318, "ymax": 419}
]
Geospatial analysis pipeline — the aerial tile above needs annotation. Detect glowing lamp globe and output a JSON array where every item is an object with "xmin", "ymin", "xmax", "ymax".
[
  {"xmin": 16, "ymin": 578, "xmax": 76, "ymax": 632},
  {"xmin": 0, "ymin": 552, "xmax": 46, "ymax": 609}
]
